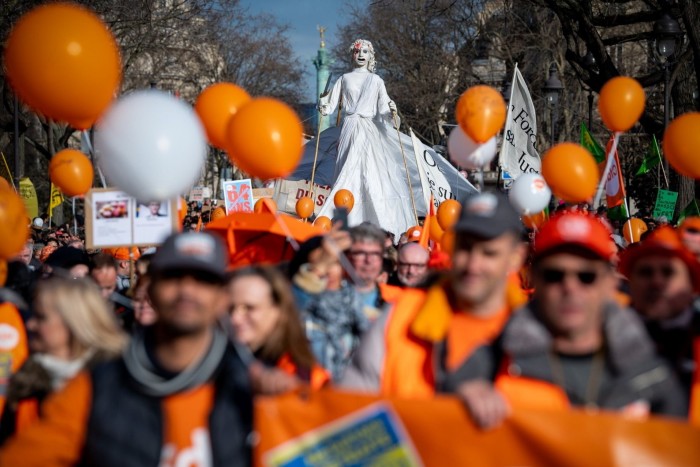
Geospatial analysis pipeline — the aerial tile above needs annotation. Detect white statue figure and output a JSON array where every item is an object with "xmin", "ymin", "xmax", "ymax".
[{"xmin": 314, "ymin": 39, "xmax": 416, "ymax": 237}]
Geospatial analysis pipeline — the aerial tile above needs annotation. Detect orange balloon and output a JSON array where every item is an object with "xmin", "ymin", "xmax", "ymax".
[
  {"xmin": 622, "ymin": 218, "xmax": 648, "ymax": 244},
  {"xmin": 195, "ymin": 83, "xmax": 251, "ymax": 150},
  {"xmin": 49, "ymin": 149, "xmax": 94, "ymax": 197},
  {"xmin": 455, "ymin": 86, "xmax": 506, "ymax": 143},
  {"xmin": 334, "ymin": 189, "xmax": 355, "ymax": 212},
  {"xmin": 0, "ymin": 189, "xmax": 29, "ymax": 259},
  {"xmin": 523, "ymin": 211, "xmax": 547, "ymax": 229},
  {"xmin": 541, "ymin": 143, "xmax": 598, "ymax": 203},
  {"xmin": 437, "ymin": 200, "xmax": 462, "ymax": 230},
  {"xmin": 0, "ymin": 178, "xmax": 10, "ymax": 191},
  {"xmin": 296, "ymin": 196, "xmax": 314, "ymax": 219},
  {"xmin": 429, "ymin": 215, "xmax": 445, "ymax": 243},
  {"xmin": 441, "ymin": 230, "xmax": 456, "ymax": 255},
  {"xmin": 211, "ymin": 207, "xmax": 226, "ymax": 221},
  {"xmin": 314, "ymin": 215, "xmax": 332, "ymax": 231},
  {"xmin": 177, "ymin": 197, "xmax": 187, "ymax": 230},
  {"xmin": 598, "ymin": 77, "xmax": 645, "ymax": 132},
  {"xmin": 226, "ymin": 98, "xmax": 303, "ymax": 180},
  {"xmin": 0, "ymin": 259, "xmax": 6, "ymax": 287},
  {"xmin": 406, "ymin": 225, "xmax": 423, "ymax": 242},
  {"xmin": 663, "ymin": 112, "xmax": 700, "ymax": 178},
  {"xmin": 254, "ymin": 198, "xmax": 277, "ymax": 213},
  {"xmin": 4, "ymin": 4, "xmax": 121, "ymax": 129}
]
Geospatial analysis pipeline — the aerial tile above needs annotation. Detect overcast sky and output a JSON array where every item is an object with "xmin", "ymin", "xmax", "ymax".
[{"xmin": 240, "ymin": 0, "xmax": 347, "ymax": 102}]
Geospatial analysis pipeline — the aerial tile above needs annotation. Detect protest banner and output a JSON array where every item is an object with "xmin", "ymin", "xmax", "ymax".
[
  {"xmin": 255, "ymin": 390, "xmax": 700, "ymax": 466},
  {"xmin": 652, "ymin": 189, "xmax": 678, "ymax": 220},
  {"xmin": 499, "ymin": 64, "xmax": 540, "ymax": 179},
  {"xmin": 273, "ymin": 179, "xmax": 332, "ymax": 216},
  {"xmin": 85, "ymin": 188, "xmax": 177, "ymax": 248},
  {"xmin": 222, "ymin": 179, "xmax": 253, "ymax": 214},
  {"xmin": 188, "ymin": 186, "xmax": 212, "ymax": 202}
]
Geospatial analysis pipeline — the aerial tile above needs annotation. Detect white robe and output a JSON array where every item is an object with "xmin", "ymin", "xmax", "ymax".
[{"xmin": 315, "ymin": 69, "xmax": 416, "ymax": 237}]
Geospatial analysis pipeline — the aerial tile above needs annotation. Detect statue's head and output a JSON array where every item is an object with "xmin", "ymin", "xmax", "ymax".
[{"xmin": 349, "ymin": 39, "xmax": 376, "ymax": 72}]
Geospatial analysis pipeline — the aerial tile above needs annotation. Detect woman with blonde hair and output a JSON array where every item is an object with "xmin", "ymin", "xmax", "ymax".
[
  {"xmin": 0, "ymin": 276, "xmax": 127, "ymax": 442},
  {"xmin": 227, "ymin": 266, "xmax": 329, "ymax": 390}
]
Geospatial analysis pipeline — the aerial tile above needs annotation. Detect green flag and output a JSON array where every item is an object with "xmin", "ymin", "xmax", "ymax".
[
  {"xmin": 677, "ymin": 199, "xmax": 700, "ymax": 225},
  {"xmin": 607, "ymin": 203, "xmax": 628, "ymax": 222},
  {"xmin": 635, "ymin": 135, "xmax": 662, "ymax": 176},
  {"xmin": 580, "ymin": 122, "xmax": 606, "ymax": 164}
]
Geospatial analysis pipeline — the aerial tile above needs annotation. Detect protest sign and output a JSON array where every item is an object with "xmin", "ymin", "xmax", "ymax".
[
  {"xmin": 85, "ymin": 188, "xmax": 177, "ymax": 248},
  {"xmin": 222, "ymin": 179, "xmax": 253, "ymax": 213},
  {"xmin": 273, "ymin": 179, "xmax": 332, "ymax": 216},
  {"xmin": 652, "ymin": 189, "xmax": 678, "ymax": 220}
]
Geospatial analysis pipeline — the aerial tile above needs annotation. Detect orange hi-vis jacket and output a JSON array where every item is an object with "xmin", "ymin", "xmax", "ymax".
[
  {"xmin": 276, "ymin": 353, "xmax": 330, "ymax": 390},
  {"xmin": 0, "ymin": 302, "xmax": 28, "ymax": 417}
]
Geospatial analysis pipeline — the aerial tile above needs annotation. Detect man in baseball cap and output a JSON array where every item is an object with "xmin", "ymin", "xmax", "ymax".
[
  {"xmin": 619, "ymin": 226, "xmax": 700, "ymax": 402},
  {"xmin": 1, "ymin": 232, "xmax": 254, "ymax": 465},
  {"xmin": 342, "ymin": 192, "xmax": 527, "ymax": 398},
  {"xmin": 453, "ymin": 211, "xmax": 686, "ymax": 429}
]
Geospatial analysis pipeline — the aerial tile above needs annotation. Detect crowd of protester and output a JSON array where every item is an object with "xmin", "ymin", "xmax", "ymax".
[{"xmin": 0, "ymin": 192, "xmax": 699, "ymax": 464}]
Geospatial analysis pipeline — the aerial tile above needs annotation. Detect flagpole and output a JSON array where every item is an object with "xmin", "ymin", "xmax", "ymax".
[
  {"xmin": 392, "ymin": 111, "xmax": 419, "ymax": 225},
  {"xmin": 0, "ymin": 151, "xmax": 16, "ymax": 191},
  {"xmin": 659, "ymin": 156, "xmax": 669, "ymax": 188},
  {"xmin": 593, "ymin": 132, "xmax": 620, "ymax": 209}
]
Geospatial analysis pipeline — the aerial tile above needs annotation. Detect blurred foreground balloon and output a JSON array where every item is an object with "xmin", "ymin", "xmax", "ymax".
[
  {"xmin": 49, "ymin": 149, "xmax": 93, "ymax": 197},
  {"xmin": 623, "ymin": 218, "xmax": 648, "ymax": 244},
  {"xmin": 4, "ymin": 3, "xmax": 121, "ymax": 129},
  {"xmin": 448, "ymin": 128, "xmax": 497, "ymax": 169},
  {"xmin": 195, "ymin": 83, "xmax": 251, "ymax": 150},
  {"xmin": 314, "ymin": 215, "xmax": 332, "ymax": 231},
  {"xmin": 509, "ymin": 174, "xmax": 551, "ymax": 215},
  {"xmin": 0, "ymin": 259, "xmax": 6, "ymax": 287},
  {"xmin": 0, "ymin": 189, "xmax": 29, "ymax": 259},
  {"xmin": 455, "ymin": 86, "xmax": 506, "ymax": 143},
  {"xmin": 523, "ymin": 211, "xmax": 547, "ymax": 229},
  {"xmin": 542, "ymin": 143, "xmax": 598, "ymax": 203},
  {"xmin": 598, "ymin": 77, "xmax": 645, "ymax": 133},
  {"xmin": 226, "ymin": 98, "xmax": 303, "ymax": 180},
  {"xmin": 429, "ymin": 215, "xmax": 445, "ymax": 243},
  {"xmin": 334, "ymin": 189, "xmax": 355, "ymax": 212},
  {"xmin": 96, "ymin": 90, "xmax": 207, "ymax": 201},
  {"xmin": 437, "ymin": 200, "xmax": 461, "ymax": 230},
  {"xmin": 441, "ymin": 230, "xmax": 455, "ymax": 255},
  {"xmin": 664, "ymin": 112, "xmax": 700, "ymax": 179},
  {"xmin": 296, "ymin": 196, "xmax": 314, "ymax": 219}
]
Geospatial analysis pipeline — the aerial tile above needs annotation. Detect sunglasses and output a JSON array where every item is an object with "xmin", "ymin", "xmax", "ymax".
[
  {"xmin": 682, "ymin": 227, "xmax": 700, "ymax": 235},
  {"xmin": 634, "ymin": 265, "xmax": 676, "ymax": 279},
  {"xmin": 539, "ymin": 267, "xmax": 599, "ymax": 286}
]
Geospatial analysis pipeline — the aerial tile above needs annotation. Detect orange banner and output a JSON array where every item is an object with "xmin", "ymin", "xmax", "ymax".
[{"xmin": 255, "ymin": 389, "xmax": 700, "ymax": 466}]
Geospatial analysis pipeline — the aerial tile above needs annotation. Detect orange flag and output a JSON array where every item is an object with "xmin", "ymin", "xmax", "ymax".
[
  {"xmin": 195, "ymin": 215, "xmax": 203, "ymax": 232},
  {"xmin": 604, "ymin": 135, "xmax": 627, "ymax": 210},
  {"xmin": 419, "ymin": 195, "xmax": 434, "ymax": 248}
]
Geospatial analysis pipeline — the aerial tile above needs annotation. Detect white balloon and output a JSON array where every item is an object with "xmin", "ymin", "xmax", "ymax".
[
  {"xmin": 448, "ymin": 127, "xmax": 497, "ymax": 169},
  {"xmin": 508, "ymin": 173, "xmax": 552, "ymax": 215},
  {"xmin": 95, "ymin": 90, "xmax": 207, "ymax": 202}
]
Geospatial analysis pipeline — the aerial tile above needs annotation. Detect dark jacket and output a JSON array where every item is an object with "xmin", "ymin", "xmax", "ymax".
[
  {"xmin": 81, "ymin": 342, "xmax": 253, "ymax": 466},
  {"xmin": 444, "ymin": 301, "xmax": 688, "ymax": 417}
]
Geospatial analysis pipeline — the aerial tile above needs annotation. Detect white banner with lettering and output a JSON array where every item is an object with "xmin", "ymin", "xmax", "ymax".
[{"xmin": 499, "ymin": 64, "xmax": 541, "ymax": 179}]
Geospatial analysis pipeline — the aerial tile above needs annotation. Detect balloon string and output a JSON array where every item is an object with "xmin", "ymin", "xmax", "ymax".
[{"xmin": 592, "ymin": 132, "xmax": 620, "ymax": 210}]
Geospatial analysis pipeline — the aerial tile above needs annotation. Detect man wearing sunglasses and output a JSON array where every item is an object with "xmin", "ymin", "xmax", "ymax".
[
  {"xmin": 619, "ymin": 225, "xmax": 700, "ymax": 423},
  {"xmin": 454, "ymin": 212, "xmax": 686, "ymax": 429},
  {"xmin": 1, "ymin": 232, "xmax": 254, "ymax": 466}
]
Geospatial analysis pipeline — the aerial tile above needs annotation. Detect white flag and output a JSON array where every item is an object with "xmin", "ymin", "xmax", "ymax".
[{"xmin": 499, "ymin": 65, "xmax": 541, "ymax": 179}]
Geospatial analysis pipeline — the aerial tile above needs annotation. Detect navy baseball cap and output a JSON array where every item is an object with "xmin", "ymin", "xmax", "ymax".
[
  {"xmin": 149, "ymin": 232, "xmax": 228, "ymax": 281},
  {"xmin": 453, "ymin": 191, "xmax": 523, "ymax": 239}
]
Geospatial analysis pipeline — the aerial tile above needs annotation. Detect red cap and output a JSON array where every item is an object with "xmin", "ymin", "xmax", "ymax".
[
  {"xmin": 534, "ymin": 211, "xmax": 616, "ymax": 261},
  {"xmin": 619, "ymin": 226, "xmax": 700, "ymax": 290},
  {"xmin": 679, "ymin": 216, "xmax": 700, "ymax": 233}
]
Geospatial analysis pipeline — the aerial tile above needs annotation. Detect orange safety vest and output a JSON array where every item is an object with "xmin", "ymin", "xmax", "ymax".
[
  {"xmin": 495, "ymin": 357, "xmax": 570, "ymax": 412},
  {"xmin": 378, "ymin": 283, "xmax": 403, "ymax": 304},
  {"xmin": 690, "ymin": 337, "xmax": 700, "ymax": 426},
  {"xmin": 0, "ymin": 302, "xmax": 28, "ymax": 417}
]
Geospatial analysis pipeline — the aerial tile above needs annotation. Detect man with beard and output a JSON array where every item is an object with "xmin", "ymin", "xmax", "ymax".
[
  {"xmin": 341, "ymin": 192, "xmax": 526, "ymax": 398},
  {"xmin": 0, "ymin": 232, "xmax": 253, "ymax": 466}
]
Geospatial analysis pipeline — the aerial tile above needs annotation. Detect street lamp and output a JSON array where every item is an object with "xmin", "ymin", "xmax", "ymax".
[
  {"xmin": 654, "ymin": 12, "xmax": 683, "ymax": 179},
  {"xmin": 543, "ymin": 63, "xmax": 564, "ymax": 147}
]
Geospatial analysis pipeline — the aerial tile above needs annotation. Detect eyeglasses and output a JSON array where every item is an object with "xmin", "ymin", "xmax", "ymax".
[
  {"xmin": 397, "ymin": 261, "xmax": 427, "ymax": 270},
  {"xmin": 539, "ymin": 267, "xmax": 599, "ymax": 286},
  {"xmin": 347, "ymin": 250, "xmax": 383, "ymax": 261},
  {"xmin": 634, "ymin": 265, "xmax": 676, "ymax": 279}
]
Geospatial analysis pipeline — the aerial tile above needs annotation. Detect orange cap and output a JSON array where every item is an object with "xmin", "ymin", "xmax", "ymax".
[
  {"xmin": 534, "ymin": 211, "xmax": 616, "ymax": 262},
  {"xmin": 406, "ymin": 226, "xmax": 423, "ymax": 242},
  {"xmin": 679, "ymin": 216, "xmax": 700, "ymax": 233},
  {"xmin": 109, "ymin": 247, "xmax": 141, "ymax": 261},
  {"xmin": 619, "ymin": 225, "xmax": 700, "ymax": 289}
]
